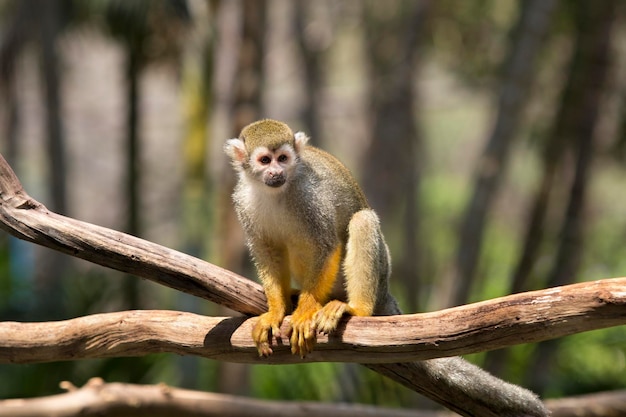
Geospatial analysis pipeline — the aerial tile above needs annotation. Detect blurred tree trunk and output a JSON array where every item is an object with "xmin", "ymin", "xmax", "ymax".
[
  {"xmin": 212, "ymin": 0, "xmax": 243, "ymax": 279},
  {"xmin": 215, "ymin": 0, "xmax": 267, "ymax": 396},
  {"xmin": 125, "ymin": 45, "xmax": 142, "ymax": 239},
  {"xmin": 104, "ymin": 1, "xmax": 193, "ymax": 383},
  {"xmin": 363, "ymin": 0, "xmax": 430, "ymax": 313},
  {"xmin": 0, "ymin": 1, "xmax": 29, "ymax": 169},
  {"xmin": 0, "ymin": 0, "xmax": 31, "ymax": 321},
  {"xmin": 506, "ymin": 2, "xmax": 599, "ymax": 298},
  {"xmin": 103, "ymin": 1, "xmax": 151, "ymax": 311},
  {"xmin": 485, "ymin": 0, "xmax": 591, "ymax": 376},
  {"xmin": 36, "ymin": 0, "xmax": 69, "ymax": 319},
  {"xmin": 0, "ymin": 71, "xmax": 18, "ymax": 313},
  {"xmin": 216, "ymin": 0, "xmax": 262, "ymax": 279},
  {"xmin": 484, "ymin": 142, "xmax": 559, "ymax": 375},
  {"xmin": 124, "ymin": 22, "xmax": 145, "ymax": 240},
  {"xmin": 181, "ymin": 2, "xmax": 216, "ymax": 262},
  {"xmin": 1, "ymin": 72, "xmax": 18, "ymax": 167},
  {"xmin": 449, "ymin": 0, "xmax": 556, "ymax": 307},
  {"xmin": 105, "ymin": 0, "xmax": 190, "ymax": 309},
  {"xmin": 0, "ymin": 0, "xmax": 70, "ymax": 320},
  {"xmin": 231, "ymin": 0, "xmax": 266, "ymax": 133},
  {"xmin": 523, "ymin": 0, "xmax": 615, "ymax": 394},
  {"xmin": 122, "ymin": 27, "xmax": 145, "ymax": 311},
  {"xmin": 39, "ymin": 0, "xmax": 67, "ymax": 216},
  {"xmin": 177, "ymin": 1, "xmax": 217, "ymax": 390},
  {"xmin": 294, "ymin": 0, "xmax": 326, "ymax": 139}
]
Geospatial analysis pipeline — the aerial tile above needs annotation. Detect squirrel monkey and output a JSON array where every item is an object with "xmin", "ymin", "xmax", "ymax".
[
  {"xmin": 224, "ymin": 119, "xmax": 548, "ymax": 416},
  {"xmin": 224, "ymin": 119, "xmax": 399, "ymax": 357}
]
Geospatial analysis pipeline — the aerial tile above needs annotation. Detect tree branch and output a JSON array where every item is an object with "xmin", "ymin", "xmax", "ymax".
[
  {"xmin": 545, "ymin": 389, "xmax": 626, "ymax": 417},
  {"xmin": 0, "ymin": 378, "xmax": 448, "ymax": 417},
  {"xmin": 0, "ymin": 278, "xmax": 623, "ymax": 365},
  {"xmin": 0, "ymin": 154, "xmax": 267, "ymax": 316},
  {"xmin": 1, "ymin": 379, "xmax": 624, "ymax": 417}
]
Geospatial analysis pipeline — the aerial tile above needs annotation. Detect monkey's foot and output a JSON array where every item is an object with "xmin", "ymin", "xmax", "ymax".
[
  {"xmin": 314, "ymin": 300, "xmax": 352, "ymax": 334},
  {"xmin": 289, "ymin": 301, "xmax": 322, "ymax": 358},
  {"xmin": 252, "ymin": 311, "xmax": 284, "ymax": 357}
]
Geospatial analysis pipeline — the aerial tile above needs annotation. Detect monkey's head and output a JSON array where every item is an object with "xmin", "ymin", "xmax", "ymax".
[{"xmin": 224, "ymin": 119, "xmax": 309, "ymax": 191}]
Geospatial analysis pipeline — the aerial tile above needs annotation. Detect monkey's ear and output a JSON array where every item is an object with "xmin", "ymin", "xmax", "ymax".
[
  {"xmin": 224, "ymin": 138, "xmax": 248, "ymax": 165},
  {"xmin": 294, "ymin": 131, "xmax": 309, "ymax": 152}
]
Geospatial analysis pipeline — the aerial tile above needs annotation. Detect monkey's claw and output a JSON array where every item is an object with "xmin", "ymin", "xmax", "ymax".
[{"xmin": 252, "ymin": 312, "xmax": 284, "ymax": 357}]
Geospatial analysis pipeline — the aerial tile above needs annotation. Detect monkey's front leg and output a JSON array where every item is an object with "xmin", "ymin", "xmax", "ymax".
[{"xmin": 252, "ymin": 263, "xmax": 291, "ymax": 357}]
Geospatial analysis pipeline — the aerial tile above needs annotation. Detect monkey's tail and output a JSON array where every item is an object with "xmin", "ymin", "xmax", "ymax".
[
  {"xmin": 373, "ymin": 298, "xmax": 549, "ymax": 417},
  {"xmin": 368, "ymin": 358, "xmax": 549, "ymax": 417}
]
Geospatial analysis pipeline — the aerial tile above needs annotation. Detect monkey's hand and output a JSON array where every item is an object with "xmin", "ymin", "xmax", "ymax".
[
  {"xmin": 289, "ymin": 295, "xmax": 322, "ymax": 358},
  {"xmin": 252, "ymin": 311, "xmax": 284, "ymax": 357},
  {"xmin": 313, "ymin": 300, "xmax": 353, "ymax": 334}
]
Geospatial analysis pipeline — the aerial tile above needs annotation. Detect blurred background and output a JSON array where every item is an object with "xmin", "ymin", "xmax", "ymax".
[{"xmin": 0, "ymin": 0, "xmax": 625, "ymax": 412}]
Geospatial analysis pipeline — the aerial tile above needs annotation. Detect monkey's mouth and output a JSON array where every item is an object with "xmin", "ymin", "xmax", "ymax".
[{"xmin": 265, "ymin": 176, "xmax": 286, "ymax": 188}]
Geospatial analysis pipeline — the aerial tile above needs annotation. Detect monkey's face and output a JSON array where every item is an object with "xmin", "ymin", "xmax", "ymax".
[
  {"xmin": 248, "ymin": 144, "xmax": 298, "ymax": 190},
  {"xmin": 224, "ymin": 121, "xmax": 310, "ymax": 193}
]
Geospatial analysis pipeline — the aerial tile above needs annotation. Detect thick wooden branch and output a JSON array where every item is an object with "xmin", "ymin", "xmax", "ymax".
[
  {"xmin": 0, "ymin": 378, "xmax": 446, "ymax": 417},
  {"xmin": 0, "ymin": 278, "xmax": 624, "ymax": 364},
  {"xmin": 0, "ymin": 154, "xmax": 267, "ymax": 316}
]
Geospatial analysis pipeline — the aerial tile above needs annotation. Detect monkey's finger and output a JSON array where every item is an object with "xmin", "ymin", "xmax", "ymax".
[
  {"xmin": 290, "ymin": 328, "xmax": 301, "ymax": 356},
  {"xmin": 303, "ymin": 320, "xmax": 312, "ymax": 339},
  {"xmin": 305, "ymin": 330, "xmax": 316, "ymax": 356},
  {"xmin": 271, "ymin": 323, "xmax": 281, "ymax": 339},
  {"xmin": 302, "ymin": 322, "xmax": 316, "ymax": 357},
  {"xmin": 253, "ymin": 330, "xmax": 273, "ymax": 357},
  {"xmin": 298, "ymin": 331, "xmax": 307, "ymax": 358}
]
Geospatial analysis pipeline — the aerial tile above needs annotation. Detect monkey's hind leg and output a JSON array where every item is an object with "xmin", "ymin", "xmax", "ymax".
[{"xmin": 314, "ymin": 209, "xmax": 384, "ymax": 334}]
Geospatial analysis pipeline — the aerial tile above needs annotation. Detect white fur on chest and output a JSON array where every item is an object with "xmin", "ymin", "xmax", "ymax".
[{"xmin": 239, "ymin": 176, "xmax": 294, "ymax": 240}]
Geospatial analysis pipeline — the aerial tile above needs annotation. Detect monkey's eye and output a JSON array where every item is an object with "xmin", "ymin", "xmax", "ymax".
[
  {"xmin": 258, "ymin": 156, "xmax": 271, "ymax": 165},
  {"xmin": 277, "ymin": 154, "xmax": 288, "ymax": 163}
]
